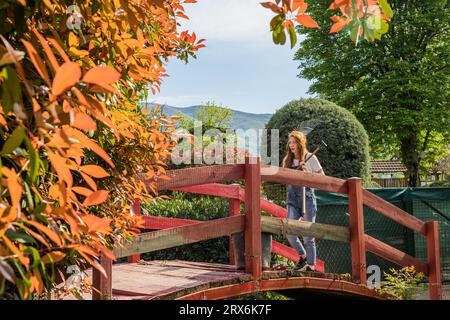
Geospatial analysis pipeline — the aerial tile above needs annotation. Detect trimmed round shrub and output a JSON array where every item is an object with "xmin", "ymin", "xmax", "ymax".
[{"xmin": 265, "ymin": 98, "xmax": 371, "ymax": 184}]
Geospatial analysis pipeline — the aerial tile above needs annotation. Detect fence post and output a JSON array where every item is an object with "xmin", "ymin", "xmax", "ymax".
[
  {"xmin": 426, "ymin": 220, "xmax": 442, "ymax": 300},
  {"xmin": 348, "ymin": 178, "xmax": 366, "ymax": 284},
  {"xmin": 244, "ymin": 156, "xmax": 262, "ymax": 280},
  {"xmin": 128, "ymin": 198, "xmax": 141, "ymax": 263},
  {"xmin": 92, "ymin": 253, "xmax": 113, "ymax": 300},
  {"xmin": 229, "ymin": 198, "xmax": 240, "ymax": 265}
]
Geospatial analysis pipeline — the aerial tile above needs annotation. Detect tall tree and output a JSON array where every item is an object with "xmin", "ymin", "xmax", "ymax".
[{"xmin": 294, "ymin": 0, "xmax": 450, "ymax": 186}]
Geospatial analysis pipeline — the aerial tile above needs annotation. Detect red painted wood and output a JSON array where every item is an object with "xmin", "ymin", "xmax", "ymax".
[
  {"xmin": 365, "ymin": 235, "xmax": 427, "ymax": 274},
  {"xmin": 175, "ymin": 183, "xmax": 287, "ymax": 218},
  {"xmin": 260, "ymin": 165, "xmax": 348, "ymax": 194},
  {"xmin": 141, "ymin": 215, "xmax": 324, "ymax": 268},
  {"xmin": 178, "ymin": 281, "xmax": 258, "ymax": 300},
  {"xmin": 156, "ymin": 164, "xmax": 245, "ymax": 191},
  {"xmin": 271, "ymin": 241, "xmax": 325, "ymax": 273},
  {"xmin": 363, "ymin": 190, "xmax": 426, "ymax": 235},
  {"xmin": 260, "ymin": 277, "xmax": 381, "ymax": 298},
  {"xmin": 229, "ymin": 198, "xmax": 240, "ymax": 265},
  {"xmin": 177, "ymin": 277, "xmax": 383, "ymax": 300},
  {"xmin": 114, "ymin": 215, "xmax": 246, "ymax": 258},
  {"xmin": 260, "ymin": 198, "xmax": 287, "ymax": 218},
  {"xmin": 142, "ymin": 215, "xmax": 199, "ymax": 229},
  {"xmin": 128, "ymin": 198, "xmax": 141, "ymax": 263},
  {"xmin": 244, "ymin": 156, "xmax": 262, "ymax": 280},
  {"xmin": 92, "ymin": 253, "xmax": 113, "ymax": 300},
  {"xmin": 173, "ymin": 183, "xmax": 241, "ymax": 199},
  {"xmin": 426, "ymin": 221, "xmax": 442, "ymax": 300},
  {"xmin": 348, "ymin": 178, "xmax": 366, "ymax": 284}
]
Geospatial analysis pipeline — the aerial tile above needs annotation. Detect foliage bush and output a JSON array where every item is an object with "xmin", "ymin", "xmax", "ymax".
[
  {"xmin": 265, "ymin": 98, "xmax": 371, "ymax": 184},
  {"xmin": 376, "ymin": 266, "xmax": 426, "ymax": 300},
  {"xmin": 428, "ymin": 180, "xmax": 450, "ymax": 187},
  {"xmin": 141, "ymin": 192, "xmax": 232, "ymax": 263}
]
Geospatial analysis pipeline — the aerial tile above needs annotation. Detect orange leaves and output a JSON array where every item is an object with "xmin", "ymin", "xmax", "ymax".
[
  {"xmin": 81, "ymin": 214, "xmax": 112, "ymax": 234},
  {"xmin": 292, "ymin": 0, "xmax": 308, "ymax": 13},
  {"xmin": 21, "ymin": 40, "xmax": 50, "ymax": 86},
  {"xmin": 79, "ymin": 165, "xmax": 109, "ymax": 178},
  {"xmin": 23, "ymin": 218, "xmax": 63, "ymax": 247},
  {"xmin": 296, "ymin": 14, "xmax": 320, "ymax": 28},
  {"xmin": 329, "ymin": 0, "xmax": 352, "ymax": 10},
  {"xmin": 0, "ymin": 0, "xmax": 200, "ymax": 300},
  {"xmin": 261, "ymin": 2, "xmax": 284, "ymax": 14},
  {"xmin": 330, "ymin": 15, "xmax": 348, "ymax": 33},
  {"xmin": 261, "ymin": 0, "xmax": 391, "ymax": 45},
  {"xmin": 47, "ymin": 148, "xmax": 73, "ymax": 187},
  {"xmin": 30, "ymin": 269, "xmax": 44, "ymax": 294},
  {"xmin": 72, "ymin": 186, "xmax": 94, "ymax": 197},
  {"xmin": 262, "ymin": 0, "xmax": 319, "ymax": 48},
  {"xmin": 72, "ymin": 112, "xmax": 97, "ymax": 131},
  {"xmin": 82, "ymin": 190, "xmax": 109, "ymax": 207},
  {"xmin": 82, "ymin": 65, "xmax": 121, "ymax": 93},
  {"xmin": 62, "ymin": 126, "xmax": 115, "ymax": 168},
  {"xmin": 52, "ymin": 62, "xmax": 81, "ymax": 97},
  {"xmin": 1, "ymin": 167, "xmax": 23, "ymax": 210},
  {"xmin": 2, "ymin": 235, "xmax": 29, "ymax": 267},
  {"xmin": 42, "ymin": 251, "xmax": 66, "ymax": 264}
]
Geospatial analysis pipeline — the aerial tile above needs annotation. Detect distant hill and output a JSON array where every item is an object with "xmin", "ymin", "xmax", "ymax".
[{"xmin": 141, "ymin": 102, "xmax": 272, "ymax": 132}]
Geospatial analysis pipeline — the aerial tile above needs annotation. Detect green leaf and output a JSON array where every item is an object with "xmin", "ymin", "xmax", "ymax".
[
  {"xmin": 32, "ymin": 202, "xmax": 48, "ymax": 224},
  {"xmin": 1, "ymin": 66, "xmax": 21, "ymax": 113},
  {"xmin": 270, "ymin": 14, "xmax": 284, "ymax": 31},
  {"xmin": 5, "ymin": 228, "xmax": 37, "ymax": 245},
  {"xmin": 374, "ymin": 19, "xmax": 389, "ymax": 40},
  {"xmin": 348, "ymin": 20, "xmax": 361, "ymax": 45},
  {"xmin": 378, "ymin": 0, "xmax": 394, "ymax": 19},
  {"xmin": 22, "ymin": 180, "xmax": 34, "ymax": 211},
  {"xmin": 288, "ymin": 24, "xmax": 297, "ymax": 49},
  {"xmin": 1, "ymin": 127, "xmax": 25, "ymax": 154},
  {"xmin": 24, "ymin": 137, "xmax": 40, "ymax": 184},
  {"xmin": 277, "ymin": 29, "xmax": 287, "ymax": 45},
  {"xmin": 22, "ymin": 246, "xmax": 40, "ymax": 270}
]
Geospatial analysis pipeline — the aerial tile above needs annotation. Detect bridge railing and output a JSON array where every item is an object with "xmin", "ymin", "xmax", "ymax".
[
  {"xmin": 260, "ymin": 163, "xmax": 441, "ymax": 299},
  {"xmin": 92, "ymin": 157, "xmax": 441, "ymax": 300}
]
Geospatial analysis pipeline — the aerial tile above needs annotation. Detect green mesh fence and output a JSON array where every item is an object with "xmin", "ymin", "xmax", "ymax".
[{"xmin": 262, "ymin": 183, "xmax": 450, "ymax": 282}]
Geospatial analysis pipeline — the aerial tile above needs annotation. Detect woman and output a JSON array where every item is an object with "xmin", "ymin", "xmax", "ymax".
[{"xmin": 282, "ymin": 131, "xmax": 324, "ymax": 271}]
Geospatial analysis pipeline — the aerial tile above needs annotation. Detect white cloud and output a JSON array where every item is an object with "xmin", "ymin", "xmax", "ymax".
[
  {"xmin": 149, "ymin": 95, "xmax": 208, "ymax": 107},
  {"xmin": 180, "ymin": 0, "xmax": 274, "ymax": 44}
]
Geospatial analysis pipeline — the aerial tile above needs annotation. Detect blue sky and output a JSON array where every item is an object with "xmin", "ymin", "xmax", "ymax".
[{"xmin": 150, "ymin": 0, "xmax": 313, "ymax": 114}]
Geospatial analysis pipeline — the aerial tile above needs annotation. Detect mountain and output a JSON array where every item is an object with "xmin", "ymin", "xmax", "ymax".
[{"xmin": 141, "ymin": 102, "xmax": 272, "ymax": 131}]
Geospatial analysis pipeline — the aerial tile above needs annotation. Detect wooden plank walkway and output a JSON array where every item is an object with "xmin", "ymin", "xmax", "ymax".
[{"xmin": 111, "ymin": 260, "xmax": 252, "ymax": 300}]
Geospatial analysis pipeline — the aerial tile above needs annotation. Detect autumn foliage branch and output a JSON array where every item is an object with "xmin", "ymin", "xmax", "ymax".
[
  {"xmin": 0, "ymin": 0, "xmax": 203, "ymax": 299},
  {"xmin": 261, "ymin": 0, "xmax": 393, "ymax": 47}
]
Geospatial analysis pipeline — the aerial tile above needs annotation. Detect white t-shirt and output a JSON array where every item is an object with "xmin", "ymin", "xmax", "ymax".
[{"xmin": 293, "ymin": 153, "xmax": 323, "ymax": 173}]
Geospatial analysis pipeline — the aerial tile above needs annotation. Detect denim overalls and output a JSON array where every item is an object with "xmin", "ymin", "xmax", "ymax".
[{"xmin": 286, "ymin": 175, "xmax": 317, "ymax": 266}]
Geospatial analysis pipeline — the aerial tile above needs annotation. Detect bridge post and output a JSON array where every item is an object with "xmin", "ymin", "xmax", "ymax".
[
  {"xmin": 92, "ymin": 253, "xmax": 113, "ymax": 300},
  {"xmin": 426, "ymin": 220, "xmax": 442, "ymax": 300},
  {"xmin": 244, "ymin": 156, "xmax": 262, "ymax": 281},
  {"xmin": 348, "ymin": 178, "xmax": 366, "ymax": 285},
  {"xmin": 229, "ymin": 198, "xmax": 241, "ymax": 265},
  {"xmin": 128, "ymin": 198, "xmax": 141, "ymax": 263}
]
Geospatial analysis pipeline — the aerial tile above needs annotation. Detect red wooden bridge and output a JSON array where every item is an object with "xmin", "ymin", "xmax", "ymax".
[{"xmin": 90, "ymin": 157, "xmax": 442, "ymax": 300}]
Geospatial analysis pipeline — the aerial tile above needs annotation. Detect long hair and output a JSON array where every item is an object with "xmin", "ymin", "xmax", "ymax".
[{"xmin": 282, "ymin": 131, "xmax": 308, "ymax": 169}]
